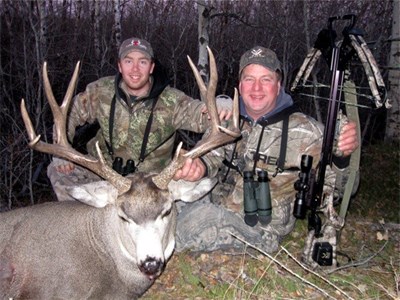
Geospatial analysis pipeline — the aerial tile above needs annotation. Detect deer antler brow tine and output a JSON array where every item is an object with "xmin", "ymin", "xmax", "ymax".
[{"xmin": 21, "ymin": 99, "xmax": 38, "ymax": 144}]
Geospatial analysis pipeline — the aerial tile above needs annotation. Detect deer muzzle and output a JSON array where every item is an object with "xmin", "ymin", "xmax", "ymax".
[{"xmin": 139, "ymin": 257, "xmax": 165, "ymax": 280}]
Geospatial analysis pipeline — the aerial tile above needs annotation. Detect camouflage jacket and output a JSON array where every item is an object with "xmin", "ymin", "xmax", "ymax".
[
  {"xmin": 204, "ymin": 90, "xmax": 342, "ymax": 237},
  {"xmin": 67, "ymin": 64, "xmax": 209, "ymax": 173}
]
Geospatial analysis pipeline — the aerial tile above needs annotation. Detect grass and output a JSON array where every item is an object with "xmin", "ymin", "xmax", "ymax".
[{"xmin": 144, "ymin": 142, "xmax": 399, "ymax": 299}]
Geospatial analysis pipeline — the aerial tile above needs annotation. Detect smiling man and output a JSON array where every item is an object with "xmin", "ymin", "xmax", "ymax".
[
  {"xmin": 48, "ymin": 37, "xmax": 232, "ymax": 201},
  {"xmin": 175, "ymin": 46, "xmax": 359, "ymax": 254},
  {"xmin": 117, "ymin": 40, "xmax": 155, "ymax": 97}
]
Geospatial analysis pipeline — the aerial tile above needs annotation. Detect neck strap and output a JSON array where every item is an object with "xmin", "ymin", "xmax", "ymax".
[{"xmin": 106, "ymin": 93, "xmax": 159, "ymax": 163}]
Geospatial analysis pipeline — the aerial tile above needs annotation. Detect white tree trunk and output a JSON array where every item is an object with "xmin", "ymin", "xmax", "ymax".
[
  {"xmin": 93, "ymin": 0, "xmax": 101, "ymax": 62},
  {"xmin": 385, "ymin": 0, "xmax": 400, "ymax": 143},
  {"xmin": 114, "ymin": 0, "xmax": 122, "ymax": 48},
  {"xmin": 196, "ymin": 0, "xmax": 210, "ymax": 88},
  {"xmin": 38, "ymin": 0, "xmax": 47, "ymax": 59},
  {"xmin": 303, "ymin": 0, "xmax": 323, "ymax": 123}
]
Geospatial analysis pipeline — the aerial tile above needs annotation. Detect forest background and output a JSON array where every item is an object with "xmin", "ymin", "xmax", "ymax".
[{"xmin": 0, "ymin": 1, "xmax": 399, "ymax": 299}]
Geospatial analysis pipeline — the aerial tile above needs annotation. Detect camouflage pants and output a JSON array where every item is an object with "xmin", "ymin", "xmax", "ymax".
[
  {"xmin": 175, "ymin": 189, "xmax": 296, "ymax": 254},
  {"xmin": 175, "ymin": 197, "xmax": 281, "ymax": 254}
]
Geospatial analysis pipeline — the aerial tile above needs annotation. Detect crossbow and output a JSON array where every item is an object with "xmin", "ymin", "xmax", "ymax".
[{"xmin": 290, "ymin": 14, "xmax": 390, "ymax": 267}]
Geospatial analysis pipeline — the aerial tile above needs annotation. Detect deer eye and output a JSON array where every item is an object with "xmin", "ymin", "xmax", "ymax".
[
  {"xmin": 118, "ymin": 207, "xmax": 132, "ymax": 223},
  {"xmin": 162, "ymin": 207, "xmax": 172, "ymax": 218},
  {"xmin": 119, "ymin": 215, "xmax": 130, "ymax": 222}
]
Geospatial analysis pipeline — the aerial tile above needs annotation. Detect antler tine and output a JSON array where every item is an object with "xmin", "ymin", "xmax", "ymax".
[
  {"xmin": 21, "ymin": 62, "xmax": 131, "ymax": 195},
  {"xmin": 231, "ymin": 87, "xmax": 239, "ymax": 130},
  {"xmin": 43, "ymin": 61, "xmax": 80, "ymax": 146},
  {"xmin": 152, "ymin": 47, "xmax": 241, "ymax": 190},
  {"xmin": 206, "ymin": 46, "xmax": 218, "ymax": 126},
  {"xmin": 187, "ymin": 47, "xmax": 220, "ymax": 135}
]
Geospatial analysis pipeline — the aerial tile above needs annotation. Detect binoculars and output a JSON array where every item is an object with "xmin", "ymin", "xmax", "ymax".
[
  {"xmin": 112, "ymin": 157, "xmax": 136, "ymax": 176},
  {"xmin": 293, "ymin": 155, "xmax": 313, "ymax": 219},
  {"xmin": 243, "ymin": 170, "xmax": 272, "ymax": 227}
]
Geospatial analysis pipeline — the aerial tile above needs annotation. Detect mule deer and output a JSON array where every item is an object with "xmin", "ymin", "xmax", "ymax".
[{"xmin": 0, "ymin": 47, "xmax": 240, "ymax": 299}]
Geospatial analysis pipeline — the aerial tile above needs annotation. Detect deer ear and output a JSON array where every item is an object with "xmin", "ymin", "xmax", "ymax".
[
  {"xmin": 168, "ymin": 177, "xmax": 217, "ymax": 203},
  {"xmin": 65, "ymin": 181, "xmax": 119, "ymax": 208}
]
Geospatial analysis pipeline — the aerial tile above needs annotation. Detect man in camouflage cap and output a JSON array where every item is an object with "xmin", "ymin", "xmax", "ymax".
[
  {"xmin": 174, "ymin": 46, "xmax": 358, "ymax": 254},
  {"xmin": 48, "ymin": 37, "xmax": 232, "ymax": 200}
]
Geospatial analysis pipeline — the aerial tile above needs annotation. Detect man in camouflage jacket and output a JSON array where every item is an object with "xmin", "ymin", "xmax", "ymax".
[
  {"xmin": 175, "ymin": 46, "xmax": 359, "ymax": 254},
  {"xmin": 48, "ymin": 37, "xmax": 231, "ymax": 199}
]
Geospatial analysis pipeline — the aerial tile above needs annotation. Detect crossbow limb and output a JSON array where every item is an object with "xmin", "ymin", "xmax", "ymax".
[{"xmin": 291, "ymin": 22, "xmax": 391, "ymax": 109}]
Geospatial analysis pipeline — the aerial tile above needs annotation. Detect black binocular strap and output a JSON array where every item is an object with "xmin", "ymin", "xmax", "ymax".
[
  {"xmin": 252, "ymin": 114, "xmax": 289, "ymax": 177},
  {"xmin": 273, "ymin": 115, "xmax": 289, "ymax": 177},
  {"xmin": 222, "ymin": 119, "xmax": 245, "ymax": 182},
  {"xmin": 252, "ymin": 123, "xmax": 267, "ymax": 175},
  {"xmin": 106, "ymin": 94, "xmax": 159, "ymax": 163},
  {"xmin": 106, "ymin": 94, "xmax": 118, "ymax": 157},
  {"xmin": 139, "ymin": 98, "xmax": 159, "ymax": 162}
]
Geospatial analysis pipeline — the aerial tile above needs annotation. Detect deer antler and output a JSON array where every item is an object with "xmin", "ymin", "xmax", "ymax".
[
  {"xmin": 21, "ymin": 62, "xmax": 131, "ymax": 195},
  {"xmin": 152, "ymin": 47, "xmax": 241, "ymax": 189}
]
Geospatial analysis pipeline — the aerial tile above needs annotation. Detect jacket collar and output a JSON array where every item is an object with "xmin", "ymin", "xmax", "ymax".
[{"xmin": 239, "ymin": 87, "xmax": 295, "ymax": 125}]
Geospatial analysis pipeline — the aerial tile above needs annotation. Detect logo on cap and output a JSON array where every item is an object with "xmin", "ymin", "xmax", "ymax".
[
  {"xmin": 249, "ymin": 49, "xmax": 264, "ymax": 58},
  {"xmin": 131, "ymin": 39, "xmax": 141, "ymax": 47}
]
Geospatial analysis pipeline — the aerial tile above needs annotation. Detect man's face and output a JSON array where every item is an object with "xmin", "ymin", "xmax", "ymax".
[
  {"xmin": 239, "ymin": 64, "xmax": 281, "ymax": 120},
  {"xmin": 118, "ymin": 51, "xmax": 155, "ymax": 97}
]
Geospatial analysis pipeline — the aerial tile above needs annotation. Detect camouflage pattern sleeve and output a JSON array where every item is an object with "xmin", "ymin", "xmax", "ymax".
[
  {"xmin": 171, "ymin": 92, "xmax": 209, "ymax": 133},
  {"xmin": 67, "ymin": 92, "xmax": 91, "ymax": 141},
  {"xmin": 195, "ymin": 117, "xmax": 235, "ymax": 178},
  {"xmin": 67, "ymin": 78, "xmax": 111, "ymax": 141},
  {"xmin": 199, "ymin": 142, "xmax": 226, "ymax": 178},
  {"xmin": 171, "ymin": 91, "xmax": 234, "ymax": 133}
]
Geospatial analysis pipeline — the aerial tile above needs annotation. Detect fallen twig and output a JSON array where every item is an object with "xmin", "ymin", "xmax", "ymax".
[
  {"xmin": 375, "ymin": 282, "xmax": 399, "ymax": 300},
  {"xmin": 246, "ymin": 247, "xmax": 284, "ymax": 300},
  {"xmin": 327, "ymin": 240, "xmax": 389, "ymax": 273},
  {"xmin": 229, "ymin": 232, "xmax": 338, "ymax": 300},
  {"xmin": 391, "ymin": 257, "xmax": 400, "ymax": 298},
  {"xmin": 356, "ymin": 221, "xmax": 400, "ymax": 231},
  {"xmin": 223, "ymin": 245, "xmax": 249, "ymax": 299},
  {"xmin": 280, "ymin": 244, "xmax": 355, "ymax": 300}
]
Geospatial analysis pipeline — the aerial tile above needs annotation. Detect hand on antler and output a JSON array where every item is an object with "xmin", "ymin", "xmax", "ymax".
[
  {"xmin": 172, "ymin": 158, "xmax": 206, "ymax": 181},
  {"xmin": 201, "ymin": 95, "xmax": 233, "ymax": 121},
  {"xmin": 56, "ymin": 161, "xmax": 76, "ymax": 174}
]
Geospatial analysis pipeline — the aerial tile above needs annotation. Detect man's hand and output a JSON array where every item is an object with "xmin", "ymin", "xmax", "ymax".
[
  {"xmin": 338, "ymin": 121, "xmax": 359, "ymax": 157},
  {"xmin": 201, "ymin": 104, "xmax": 232, "ymax": 121},
  {"xmin": 173, "ymin": 158, "xmax": 207, "ymax": 181},
  {"xmin": 201, "ymin": 94, "xmax": 233, "ymax": 121},
  {"xmin": 56, "ymin": 162, "xmax": 76, "ymax": 174}
]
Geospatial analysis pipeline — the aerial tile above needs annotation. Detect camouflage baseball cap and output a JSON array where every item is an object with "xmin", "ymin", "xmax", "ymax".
[
  {"xmin": 119, "ymin": 37, "xmax": 154, "ymax": 59},
  {"xmin": 239, "ymin": 46, "xmax": 281, "ymax": 76}
]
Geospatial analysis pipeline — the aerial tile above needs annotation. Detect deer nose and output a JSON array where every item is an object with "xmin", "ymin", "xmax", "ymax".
[{"xmin": 139, "ymin": 257, "xmax": 164, "ymax": 279}]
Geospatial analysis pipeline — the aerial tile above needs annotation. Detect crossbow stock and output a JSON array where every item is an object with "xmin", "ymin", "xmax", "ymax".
[{"xmin": 290, "ymin": 14, "xmax": 390, "ymax": 268}]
